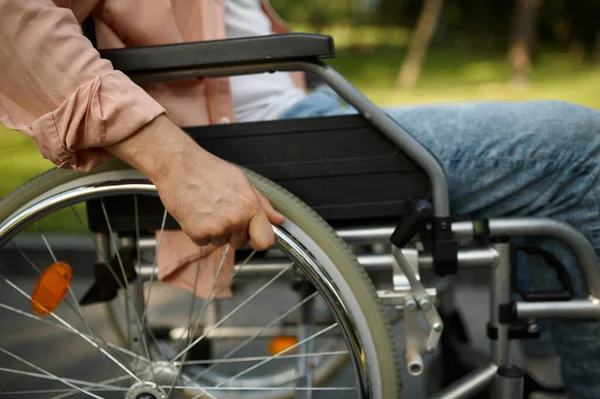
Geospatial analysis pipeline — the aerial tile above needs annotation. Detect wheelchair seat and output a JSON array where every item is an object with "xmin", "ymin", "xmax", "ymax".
[{"xmin": 187, "ymin": 115, "xmax": 431, "ymax": 222}]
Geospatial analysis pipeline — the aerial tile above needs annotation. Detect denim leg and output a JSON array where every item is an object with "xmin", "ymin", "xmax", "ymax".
[
  {"xmin": 388, "ymin": 101, "xmax": 600, "ymax": 399},
  {"xmin": 282, "ymin": 97, "xmax": 600, "ymax": 398}
]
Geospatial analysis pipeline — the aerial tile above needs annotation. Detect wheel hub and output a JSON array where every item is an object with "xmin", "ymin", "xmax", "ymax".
[
  {"xmin": 139, "ymin": 360, "xmax": 182, "ymax": 386},
  {"xmin": 125, "ymin": 382, "xmax": 166, "ymax": 399}
]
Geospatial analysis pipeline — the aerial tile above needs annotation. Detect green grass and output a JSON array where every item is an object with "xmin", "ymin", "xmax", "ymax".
[
  {"xmin": 2, "ymin": 46, "xmax": 599, "ymax": 232},
  {"xmin": 292, "ymin": 23, "xmax": 412, "ymax": 50},
  {"xmin": 0, "ymin": 130, "xmax": 54, "ymax": 199},
  {"xmin": 326, "ymin": 47, "xmax": 600, "ymax": 108},
  {"xmin": 0, "ymin": 131, "xmax": 85, "ymax": 233}
]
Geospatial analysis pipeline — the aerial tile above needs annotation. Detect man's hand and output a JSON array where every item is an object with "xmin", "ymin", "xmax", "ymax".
[{"xmin": 106, "ymin": 115, "xmax": 285, "ymax": 250}]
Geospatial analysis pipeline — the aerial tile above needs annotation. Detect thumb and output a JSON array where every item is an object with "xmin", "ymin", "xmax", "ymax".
[
  {"xmin": 247, "ymin": 210, "xmax": 275, "ymax": 250},
  {"xmin": 253, "ymin": 187, "xmax": 285, "ymax": 225}
]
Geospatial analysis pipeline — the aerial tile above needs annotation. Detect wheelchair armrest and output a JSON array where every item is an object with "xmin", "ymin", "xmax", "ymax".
[{"xmin": 99, "ymin": 33, "xmax": 335, "ymax": 76}]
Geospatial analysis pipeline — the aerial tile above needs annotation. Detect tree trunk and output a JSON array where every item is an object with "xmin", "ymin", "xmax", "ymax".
[
  {"xmin": 396, "ymin": 0, "xmax": 444, "ymax": 90},
  {"xmin": 594, "ymin": 30, "xmax": 600, "ymax": 64},
  {"xmin": 508, "ymin": 0, "xmax": 543, "ymax": 85}
]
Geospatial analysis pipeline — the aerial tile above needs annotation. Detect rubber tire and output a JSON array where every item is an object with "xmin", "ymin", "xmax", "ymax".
[{"xmin": 0, "ymin": 160, "xmax": 403, "ymax": 398}]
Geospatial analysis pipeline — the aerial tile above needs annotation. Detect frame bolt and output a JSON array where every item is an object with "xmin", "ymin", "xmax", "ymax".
[
  {"xmin": 433, "ymin": 322, "xmax": 443, "ymax": 332},
  {"xmin": 404, "ymin": 297, "xmax": 417, "ymax": 312},
  {"xmin": 527, "ymin": 322, "xmax": 539, "ymax": 333},
  {"xmin": 419, "ymin": 298, "xmax": 432, "ymax": 311}
]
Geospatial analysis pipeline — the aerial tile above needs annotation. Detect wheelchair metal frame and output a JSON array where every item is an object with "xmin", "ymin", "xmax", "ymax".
[{"xmin": 108, "ymin": 54, "xmax": 600, "ymax": 398}]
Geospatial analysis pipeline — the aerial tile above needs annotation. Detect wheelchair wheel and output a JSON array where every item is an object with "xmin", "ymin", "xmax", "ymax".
[{"xmin": 0, "ymin": 160, "xmax": 401, "ymax": 398}]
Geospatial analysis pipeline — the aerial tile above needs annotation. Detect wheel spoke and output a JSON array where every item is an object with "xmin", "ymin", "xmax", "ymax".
[
  {"xmin": 0, "ymin": 388, "xmax": 127, "ymax": 395},
  {"xmin": 134, "ymin": 195, "xmax": 143, "ymax": 285},
  {"xmin": 19, "ymin": 224, "xmax": 121, "ymax": 386},
  {"xmin": 0, "ymin": 275, "xmax": 141, "ymax": 383},
  {"xmin": 151, "ymin": 258, "xmax": 292, "ymax": 396},
  {"xmin": 130, "ymin": 197, "xmax": 165, "ymax": 378},
  {"xmin": 0, "ymin": 348, "xmax": 104, "ymax": 399},
  {"xmin": 0, "ymin": 303, "xmax": 152, "ymax": 366},
  {"xmin": 141, "ymin": 207, "xmax": 167, "ymax": 323},
  {"xmin": 133, "ymin": 195, "xmax": 143, "ymax": 374},
  {"xmin": 153, "ymin": 247, "xmax": 258, "ymax": 394},
  {"xmin": 135, "ymin": 206, "xmax": 171, "ymax": 366},
  {"xmin": 48, "ymin": 374, "xmax": 135, "ymax": 399},
  {"xmin": 0, "ymin": 367, "xmax": 125, "ymax": 391},
  {"xmin": 182, "ymin": 245, "xmax": 230, "ymax": 350},
  {"xmin": 100, "ymin": 200, "xmax": 154, "ymax": 364},
  {"xmin": 70, "ymin": 206, "xmax": 167, "ymax": 362},
  {"xmin": 165, "ymin": 245, "xmax": 208, "ymax": 397},
  {"xmin": 170, "ymin": 262, "xmax": 294, "ymax": 364},
  {"xmin": 190, "ymin": 291, "xmax": 319, "ymax": 381},
  {"xmin": 165, "ymin": 386, "xmax": 356, "ymax": 392},
  {"xmin": 210, "ymin": 323, "xmax": 338, "ymax": 392},
  {"xmin": 10, "ymin": 241, "xmax": 42, "ymax": 274},
  {"xmin": 35, "ymin": 222, "xmax": 57, "ymax": 263},
  {"xmin": 297, "ymin": 288, "xmax": 315, "ymax": 398},
  {"xmin": 178, "ymin": 350, "xmax": 348, "ymax": 366}
]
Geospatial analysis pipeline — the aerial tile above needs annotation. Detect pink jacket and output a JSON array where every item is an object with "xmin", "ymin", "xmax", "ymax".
[
  {"xmin": 0, "ymin": 0, "xmax": 301, "ymax": 171},
  {"xmin": 0, "ymin": 0, "xmax": 301, "ymax": 298}
]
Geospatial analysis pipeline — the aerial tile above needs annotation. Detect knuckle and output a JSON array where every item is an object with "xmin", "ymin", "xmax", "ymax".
[
  {"xmin": 225, "ymin": 210, "xmax": 241, "ymax": 224},
  {"xmin": 189, "ymin": 219, "xmax": 227, "ymax": 240},
  {"xmin": 211, "ymin": 237, "xmax": 228, "ymax": 247},
  {"xmin": 244, "ymin": 196, "xmax": 261, "ymax": 214},
  {"xmin": 185, "ymin": 228, "xmax": 209, "ymax": 245},
  {"xmin": 206, "ymin": 223, "xmax": 227, "ymax": 238},
  {"xmin": 227, "ymin": 211, "xmax": 247, "ymax": 229}
]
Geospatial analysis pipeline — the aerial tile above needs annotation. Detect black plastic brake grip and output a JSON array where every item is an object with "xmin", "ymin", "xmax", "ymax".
[
  {"xmin": 389, "ymin": 199, "xmax": 432, "ymax": 249},
  {"xmin": 389, "ymin": 199, "xmax": 459, "ymax": 276}
]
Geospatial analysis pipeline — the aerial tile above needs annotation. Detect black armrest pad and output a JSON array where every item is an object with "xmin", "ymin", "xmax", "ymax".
[{"xmin": 99, "ymin": 33, "xmax": 335, "ymax": 75}]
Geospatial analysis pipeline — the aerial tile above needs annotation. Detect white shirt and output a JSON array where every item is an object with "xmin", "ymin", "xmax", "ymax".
[{"xmin": 224, "ymin": 0, "xmax": 306, "ymax": 122}]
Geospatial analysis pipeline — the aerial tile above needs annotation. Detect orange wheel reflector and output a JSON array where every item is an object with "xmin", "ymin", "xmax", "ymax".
[
  {"xmin": 268, "ymin": 336, "xmax": 298, "ymax": 355},
  {"xmin": 31, "ymin": 262, "xmax": 73, "ymax": 316}
]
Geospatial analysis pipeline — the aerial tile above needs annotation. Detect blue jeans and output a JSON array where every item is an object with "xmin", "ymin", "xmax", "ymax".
[{"xmin": 281, "ymin": 89, "xmax": 600, "ymax": 399}]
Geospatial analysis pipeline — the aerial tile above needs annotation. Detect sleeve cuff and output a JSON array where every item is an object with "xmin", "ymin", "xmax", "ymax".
[{"xmin": 31, "ymin": 70, "xmax": 166, "ymax": 171}]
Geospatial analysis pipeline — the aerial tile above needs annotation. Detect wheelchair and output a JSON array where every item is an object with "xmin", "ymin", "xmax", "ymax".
[{"xmin": 1, "ymin": 33, "xmax": 599, "ymax": 399}]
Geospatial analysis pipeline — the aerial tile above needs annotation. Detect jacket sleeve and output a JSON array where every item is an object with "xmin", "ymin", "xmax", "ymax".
[{"xmin": 0, "ymin": 0, "xmax": 166, "ymax": 171}]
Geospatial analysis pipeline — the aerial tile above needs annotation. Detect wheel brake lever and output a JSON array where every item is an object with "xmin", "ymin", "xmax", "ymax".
[{"xmin": 392, "ymin": 246, "xmax": 443, "ymax": 375}]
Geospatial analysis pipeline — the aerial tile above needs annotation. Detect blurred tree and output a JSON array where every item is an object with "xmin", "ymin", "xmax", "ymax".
[
  {"xmin": 270, "ymin": 0, "xmax": 600, "ymax": 65},
  {"xmin": 508, "ymin": 0, "xmax": 543, "ymax": 85},
  {"xmin": 376, "ymin": 0, "xmax": 412, "ymax": 26},
  {"xmin": 595, "ymin": 31, "xmax": 600, "ymax": 63},
  {"xmin": 270, "ymin": 0, "xmax": 357, "ymax": 31},
  {"xmin": 396, "ymin": 0, "xmax": 444, "ymax": 90}
]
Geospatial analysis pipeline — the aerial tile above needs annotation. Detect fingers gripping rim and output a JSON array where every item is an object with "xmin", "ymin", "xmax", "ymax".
[{"xmin": 0, "ymin": 161, "xmax": 402, "ymax": 398}]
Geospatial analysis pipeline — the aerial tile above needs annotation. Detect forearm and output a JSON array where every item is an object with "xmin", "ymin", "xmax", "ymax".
[{"xmin": 105, "ymin": 115, "xmax": 209, "ymax": 184}]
